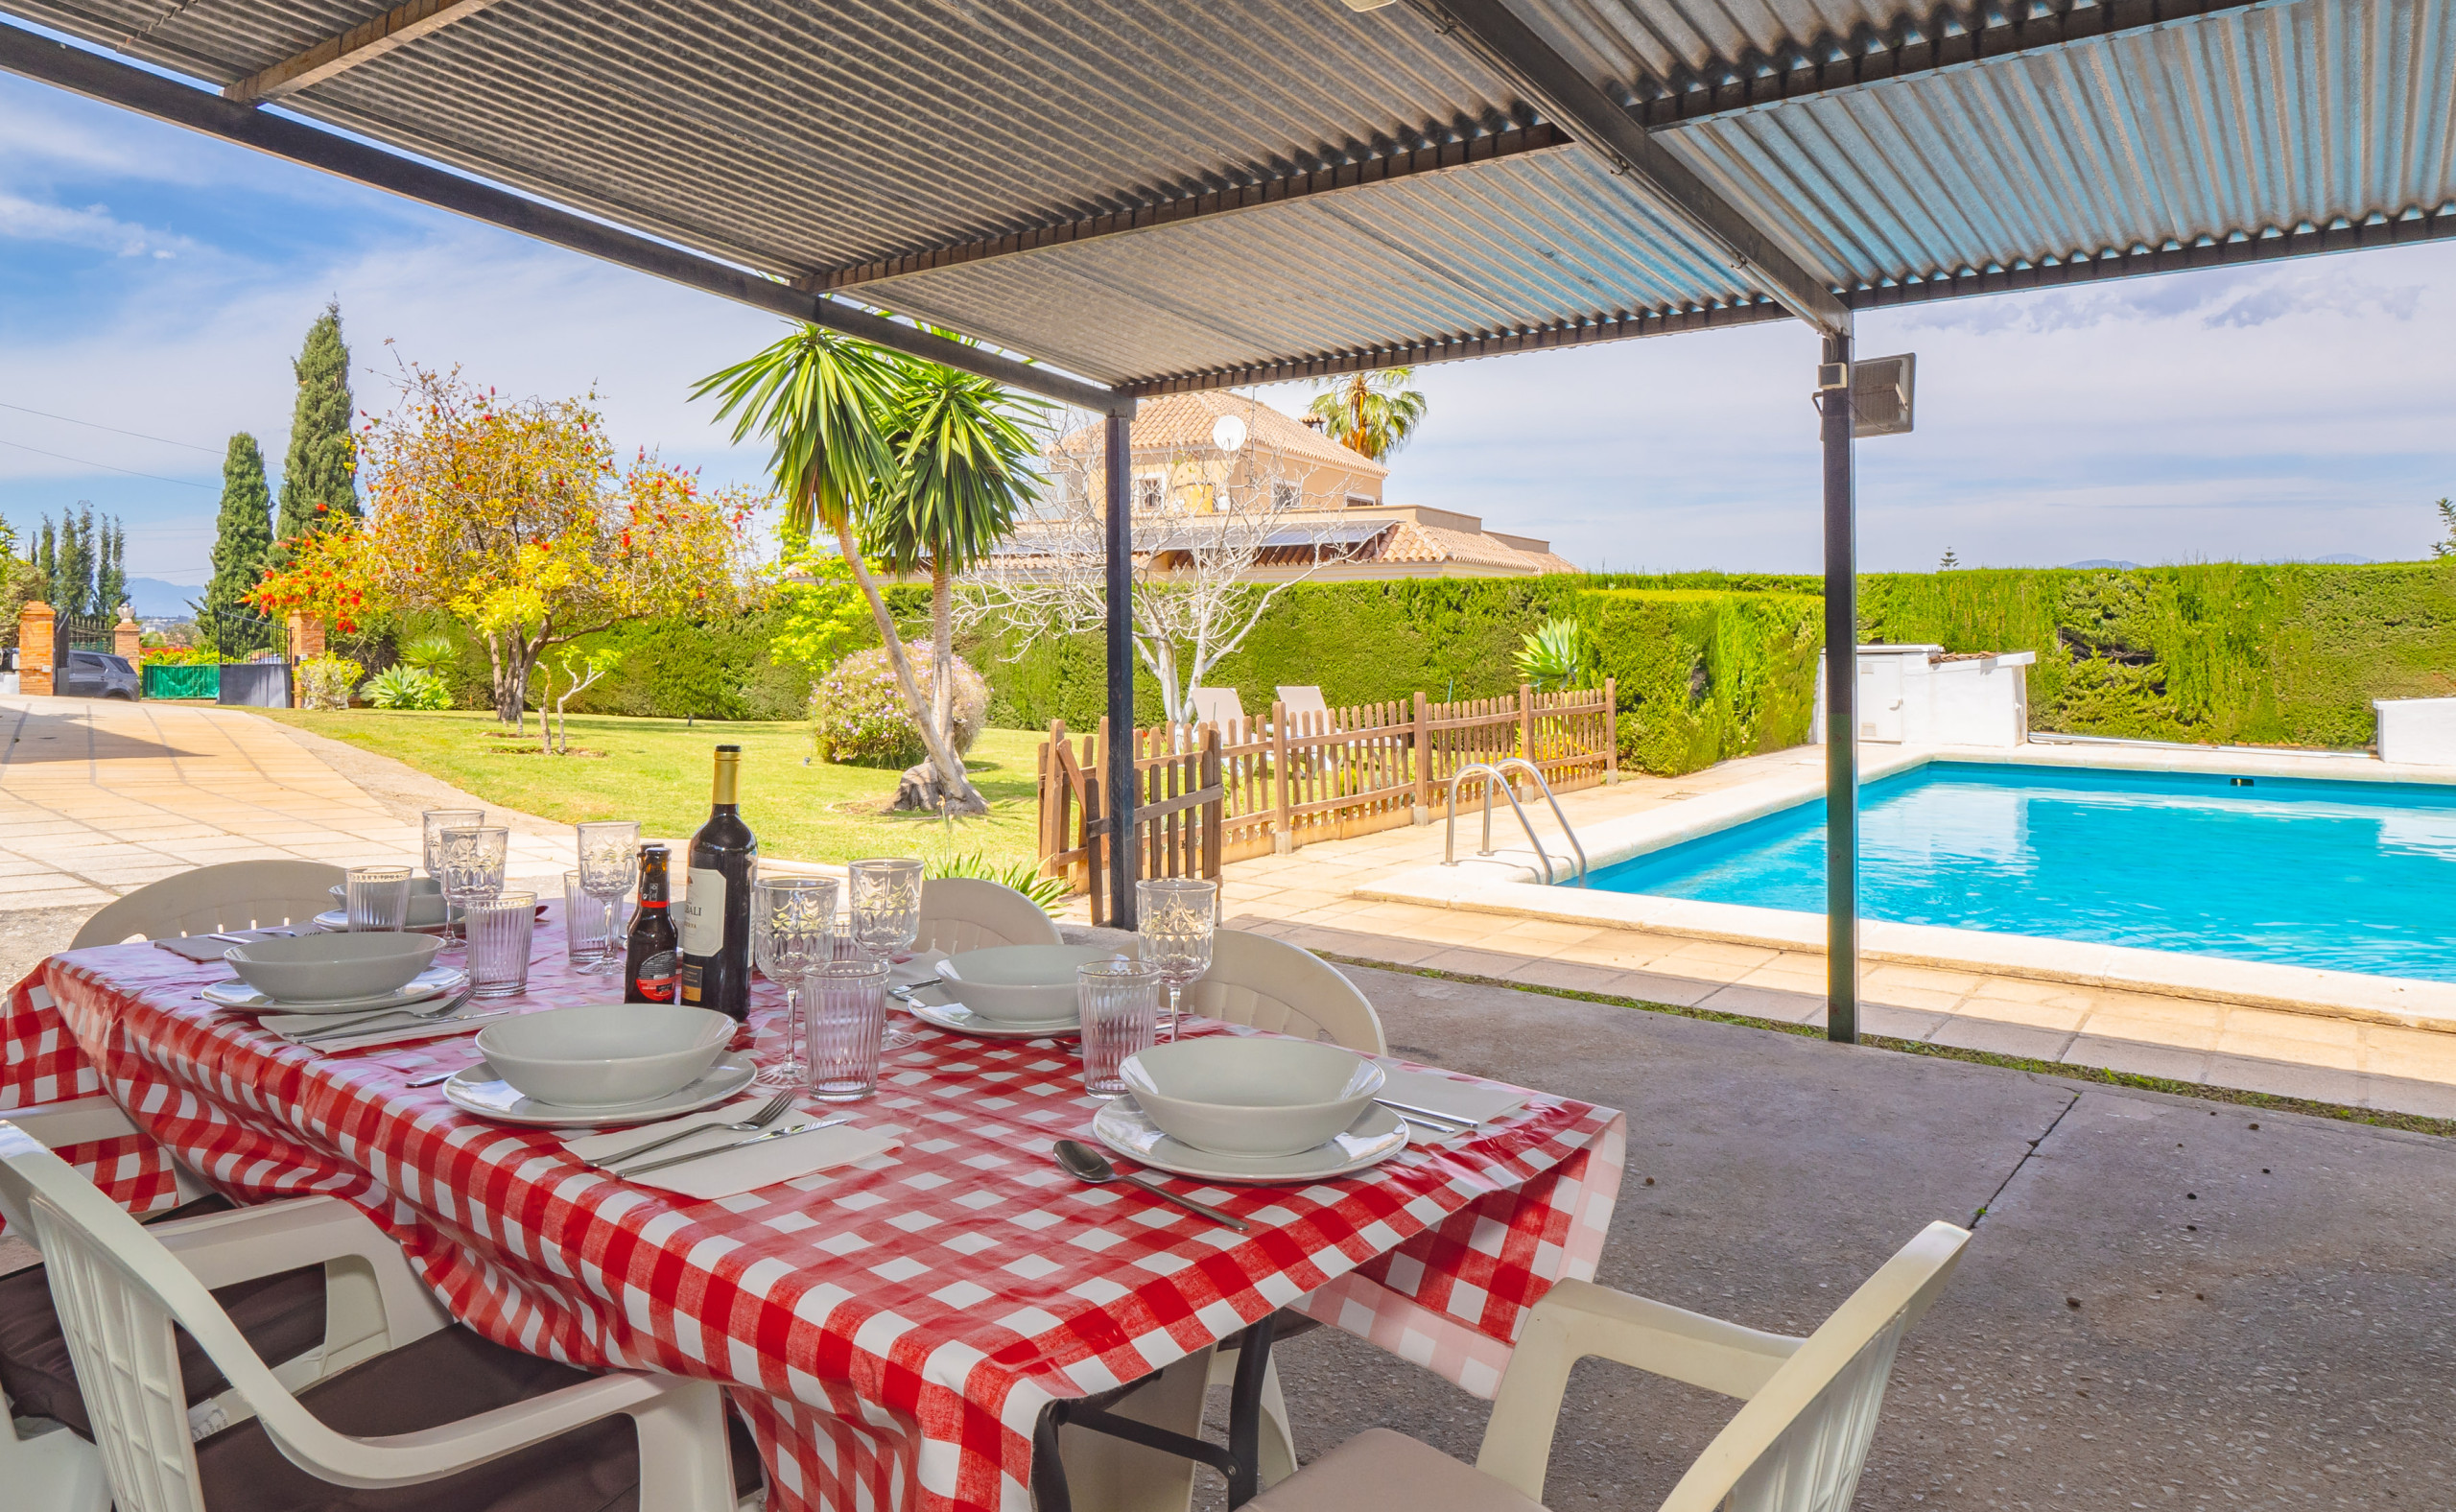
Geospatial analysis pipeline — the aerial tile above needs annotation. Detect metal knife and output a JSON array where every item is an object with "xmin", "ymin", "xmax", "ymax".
[{"xmin": 618, "ymin": 1119, "xmax": 851, "ymax": 1178}]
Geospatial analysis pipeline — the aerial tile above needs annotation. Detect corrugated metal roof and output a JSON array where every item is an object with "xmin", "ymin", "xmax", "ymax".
[{"xmin": 9, "ymin": 0, "xmax": 2449, "ymax": 390}]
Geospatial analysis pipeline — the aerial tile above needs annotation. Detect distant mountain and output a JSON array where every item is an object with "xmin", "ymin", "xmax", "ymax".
[
  {"xmin": 129, "ymin": 579, "xmax": 205, "ymax": 618},
  {"xmin": 2062, "ymin": 558, "xmax": 2139, "ymax": 570}
]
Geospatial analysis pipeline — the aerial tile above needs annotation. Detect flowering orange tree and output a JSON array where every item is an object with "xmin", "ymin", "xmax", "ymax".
[{"xmin": 253, "ymin": 364, "xmax": 766, "ymax": 723}]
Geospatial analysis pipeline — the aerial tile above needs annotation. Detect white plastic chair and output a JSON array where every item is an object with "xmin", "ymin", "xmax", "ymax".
[
  {"xmin": 917, "ymin": 877, "xmax": 1063, "ymax": 956},
  {"xmin": 0, "ymin": 1121, "xmax": 743, "ymax": 1512},
  {"xmin": 1189, "ymin": 687, "xmax": 1244, "ymax": 727},
  {"xmin": 1275, "ymin": 686, "xmax": 1328, "ymax": 720},
  {"xmin": 1182, "ymin": 929, "xmax": 1385, "ymax": 1053},
  {"xmin": 1244, "ymin": 1221, "xmax": 1972, "ymax": 1512},
  {"xmin": 71, "ymin": 861, "xmax": 348, "ymax": 949}
]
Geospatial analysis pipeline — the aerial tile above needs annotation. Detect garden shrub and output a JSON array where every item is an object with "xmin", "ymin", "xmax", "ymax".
[
  {"xmin": 295, "ymin": 654, "xmax": 364, "ymax": 711},
  {"xmin": 362, "ymin": 664, "xmax": 452, "ymax": 710},
  {"xmin": 811, "ymin": 647, "xmax": 989, "ymax": 768}
]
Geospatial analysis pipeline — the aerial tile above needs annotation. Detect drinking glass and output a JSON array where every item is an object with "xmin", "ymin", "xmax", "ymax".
[
  {"xmin": 849, "ymin": 859, "xmax": 926, "ymax": 1051},
  {"xmin": 803, "ymin": 960, "xmax": 888, "ymax": 1102},
  {"xmin": 343, "ymin": 864, "xmax": 411, "ymax": 933},
  {"xmin": 573, "ymin": 822, "xmax": 641, "ymax": 975},
  {"xmin": 1136, "ymin": 878, "xmax": 1216, "ymax": 1043},
  {"xmin": 562, "ymin": 870, "xmax": 623, "ymax": 971},
  {"xmin": 465, "ymin": 890, "xmax": 538, "ymax": 998},
  {"xmin": 752, "ymin": 878, "xmax": 837, "ymax": 1091},
  {"xmin": 1077, "ymin": 958, "xmax": 1161, "ymax": 1097},
  {"xmin": 435, "ymin": 825, "xmax": 508, "ymax": 954},
  {"xmin": 420, "ymin": 809, "xmax": 485, "ymax": 877}
]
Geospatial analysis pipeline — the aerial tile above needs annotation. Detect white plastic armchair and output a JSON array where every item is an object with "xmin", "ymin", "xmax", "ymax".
[
  {"xmin": 1182, "ymin": 929, "xmax": 1385, "ymax": 1053},
  {"xmin": 1244, "ymin": 1220, "xmax": 1972, "ymax": 1512},
  {"xmin": 71, "ymin": 861, "xmax": 347, "ymax": 949},
  {"xmin": 0, "ymin": 1122, "xmax": 739, "ymax": 1512},
  {"xmin": 918, "ymin": 877, "xmax": 1063, "ymax": 956}
]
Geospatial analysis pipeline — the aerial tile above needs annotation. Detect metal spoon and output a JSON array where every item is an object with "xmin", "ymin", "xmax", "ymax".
[{"xmin": 1052, "ymin": 1139, "xmax": 1249, "ymax": 1232}]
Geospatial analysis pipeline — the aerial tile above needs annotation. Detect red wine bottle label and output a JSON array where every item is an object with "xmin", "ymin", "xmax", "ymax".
[
  {"xmin": 681, "ymin": 867, "xmax": 725, "ymax": 957},
  {"xmin": 632, "ymin": 951, "xmax": 677, "ymax": 1003}
]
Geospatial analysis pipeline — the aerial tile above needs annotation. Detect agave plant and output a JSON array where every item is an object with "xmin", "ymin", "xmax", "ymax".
[{"xmin": 1515, "ymin": 616, "xmax": 1585, "ymax": 690}]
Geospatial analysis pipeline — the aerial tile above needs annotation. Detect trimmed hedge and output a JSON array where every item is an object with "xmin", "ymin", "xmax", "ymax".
[{"xmin": 356, "ymin": 561, "xmax": 2456, "ymax": 775}]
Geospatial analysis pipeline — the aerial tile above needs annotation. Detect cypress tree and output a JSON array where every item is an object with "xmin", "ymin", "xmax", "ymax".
[
  {"xmin": 98, "ymin": 518, "xmax": 127, "ymax": 618},
  {"xmin": 35, "ymin": 518, "xmax": 55, "ymax": 603},
  {"xmin": 277, "ymin": 302, "xmax": 358, "ymax": 550},
  {"xmin": 54, "ymin": 507, "xmax": 96, "ymax": 616},
  {"xmin": 206, "ymin": 435, "xmax": 275, "ymax": 652}
]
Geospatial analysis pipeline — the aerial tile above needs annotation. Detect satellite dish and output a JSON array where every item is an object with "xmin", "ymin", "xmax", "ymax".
[{"xmin": 1211, "ymin": 414, "xmax": 1248, "ymax": 453}]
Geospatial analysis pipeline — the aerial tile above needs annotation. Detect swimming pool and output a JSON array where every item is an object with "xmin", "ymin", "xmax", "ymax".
[{"xmin": 1587, "ymin": 762, "xmax": 2456, "ymax": 982}]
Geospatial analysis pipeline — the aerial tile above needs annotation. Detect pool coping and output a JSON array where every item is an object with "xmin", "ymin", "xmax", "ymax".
[{"xmin": 1361, "ymin": 743, "xmax": 2456, "ymax": 1035}]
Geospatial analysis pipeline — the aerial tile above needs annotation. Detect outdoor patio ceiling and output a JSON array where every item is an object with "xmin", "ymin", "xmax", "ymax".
[
  {"xmin": 5, "ymin": 0, "xmax": 2450, "ymax": 1028},
  {"xmin": 6, "ymin": 0, "xmax": 2451, "ymax": 395}
]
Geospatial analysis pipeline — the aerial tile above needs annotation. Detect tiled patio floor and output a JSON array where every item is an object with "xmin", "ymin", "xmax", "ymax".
[
  {"xmin": 0, "ymin": 696, "xmax": 571, "ymax": 930},
  {"xmin": 1141, "ymin": 749, "xmax": 2456, "ymax": 1122}
]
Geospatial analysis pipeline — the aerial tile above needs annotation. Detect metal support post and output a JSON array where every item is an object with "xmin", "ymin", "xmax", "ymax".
[
  {"xmin": 1104, "ymin": 407, "xmax": 1140, "ymax": 930},
  {"xmin": 1820, "ymin": 330, "xmax": 1858, "ymax": 1043}
]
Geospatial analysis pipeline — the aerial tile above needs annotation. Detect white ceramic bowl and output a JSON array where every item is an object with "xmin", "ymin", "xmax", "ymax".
[
  {"xmin": 331, "ymin": 877, "xmax": 448, "ymax": 928},
  {"xmin": 475, "ymin": 1004, "xmax": 734, "ymax": 1109},
  {"xmin": 941, "ymin": 945, "xmax": 1121, "ymax": 1024},
  {"xmin": 224, "ymin": 933, "xmax": 443, "ymax": 1003},
  {"xmin": 1121, "ymin": 1038, "xmax": 1385, "ymax": 1158}
]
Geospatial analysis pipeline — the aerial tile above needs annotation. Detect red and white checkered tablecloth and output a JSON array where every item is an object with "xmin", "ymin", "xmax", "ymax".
[{"xmin": 12, "ymin": 922, "xmax": 1623, "ymax": 1512}]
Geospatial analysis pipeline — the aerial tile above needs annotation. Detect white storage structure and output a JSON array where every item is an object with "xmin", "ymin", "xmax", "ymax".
[
  {"xmin": 2373, "ymin": 697, "xmax": 2456, "ymax": 768},
  {"xmin": 1813, "ymin": 645, "xmax": 2035, "ymax": 747}
]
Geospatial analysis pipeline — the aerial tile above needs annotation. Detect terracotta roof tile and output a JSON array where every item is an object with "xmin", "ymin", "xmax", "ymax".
[{"xmin": 1051, "ymin": 392, "xmax": 1385, "ymax": 477}]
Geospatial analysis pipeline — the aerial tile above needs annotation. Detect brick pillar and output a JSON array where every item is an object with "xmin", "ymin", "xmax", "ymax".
[
  {"xmin": 17, "ymin": 602, "xmax": 54, "ymax": 697},
  {"xmin": 286, "ymin": 612, "xmax": 326, "ymax": 661},
  {"xmin": 114, "ymin": 615, "xmax": 141, "ymax": 663}
]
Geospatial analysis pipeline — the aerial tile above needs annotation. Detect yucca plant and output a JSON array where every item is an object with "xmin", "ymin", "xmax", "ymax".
[
  {"xmin": 929, "ymin": 851, "xmax": 1070, "ymax": 913},
  {"xmin": 1515, "ymin": 616, "xmax": 1585, "ymax": 690}
]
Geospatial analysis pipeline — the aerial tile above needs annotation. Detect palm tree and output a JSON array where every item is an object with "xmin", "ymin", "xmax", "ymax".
[
  {"xmin": 866, "ymin": 364, "xmax": 1049, "ymax": 813},
  {"xmin": 1307, "ymin": 367, "xmax": 1428, "ymax": 461},
  {"xmin": 692, "ymin": 327, "xmax": 977, "ymax": 814}
]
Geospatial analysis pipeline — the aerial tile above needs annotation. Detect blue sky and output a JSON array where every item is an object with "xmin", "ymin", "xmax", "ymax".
[{"xmin": 2, "ymin": 67, "xmax": 2451, "ymax": 583}]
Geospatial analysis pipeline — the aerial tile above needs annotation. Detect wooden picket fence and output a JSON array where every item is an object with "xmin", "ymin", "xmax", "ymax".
[{"xmin": 1037, "ymin": 682, "xmax": 1614, "ymax": 908}]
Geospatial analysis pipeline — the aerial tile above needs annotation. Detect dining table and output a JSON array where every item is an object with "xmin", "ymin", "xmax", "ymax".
[{"xmin": 0, "ymin": 910, "xmax": 1627, "ymax": 1512}]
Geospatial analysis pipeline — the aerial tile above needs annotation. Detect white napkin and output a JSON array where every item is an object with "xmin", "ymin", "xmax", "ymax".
[
  {"xmin": 264, "ymin": 1005, "xmax": 508, "ymax": 1050},
  {"xmin": 1372, "ymin": 1061, "xmax": 1530, "ymax": 1126},
  {"xmin": 563, "ymin": 1103, "xmax": 900, "ymax": 1201}
]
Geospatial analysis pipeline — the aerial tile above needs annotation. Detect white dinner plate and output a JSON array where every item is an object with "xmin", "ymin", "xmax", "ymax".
[
  {"xmin": 311, "ymin": 910, "xmax": 451, "ymax": 936},
  {"xmin": 1092, "ymin": 1097, "xmax": 1408, "ymax": 1184},
  {"xmin": 904, "ymin": 988, "xmax": 1078, "ymax": 1039},
  {"xmin": 440, "ymin": 1057, "xmax": 757, "ymax": 1128},
  {"xmin": 202, "ymin": 966, "xmax": 468, "ymax": 1015}
]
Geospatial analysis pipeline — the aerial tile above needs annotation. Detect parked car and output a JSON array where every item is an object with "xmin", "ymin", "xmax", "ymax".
[{"xmin": 60, "ymin": 650, "xmax": 140, "ymax": 700}]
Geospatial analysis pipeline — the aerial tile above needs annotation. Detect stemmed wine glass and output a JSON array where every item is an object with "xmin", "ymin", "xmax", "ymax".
[
  {"xmin": 573, "ymin": 821, "xmax": 641, "ymax": 976},
  {"xmin": 1136, "ymin": 878, "xmax": 1216, "ymax": 1043},
  {"xmin": 847, "ymin": 858, "xmax": 925, "ymax": 1051},
  {"xmin": 434, "ymin": 826, "xmax": 508, "ymax": 957},
  {"xmin": 752, "ymin": 877, "xmax": 836, "ymax": 1091}
]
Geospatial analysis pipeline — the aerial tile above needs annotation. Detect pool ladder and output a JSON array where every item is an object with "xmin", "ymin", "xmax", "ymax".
[{"xmin": 1441, "ymin": 759, "xmax": 1588, "ymax": 886}]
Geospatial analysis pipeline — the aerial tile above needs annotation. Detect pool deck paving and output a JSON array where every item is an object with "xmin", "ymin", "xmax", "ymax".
[
  {"xmin": 1156, "ymin": 744, "xmax": 2456, "ymax": 1122},
  {"xmin": 1240, "ymin": 963, "xmax": 2456, "ymax": 1512}
]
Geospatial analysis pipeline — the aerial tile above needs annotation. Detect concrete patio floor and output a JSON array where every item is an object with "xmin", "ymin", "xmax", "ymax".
[
  {"xmin": 1242, "ymin": 963, "xmax": 2456, "ymax": 1511},
  {"xmin": 1183, "ymin": 749, "xmax": 2456, "ymax": 1122}
]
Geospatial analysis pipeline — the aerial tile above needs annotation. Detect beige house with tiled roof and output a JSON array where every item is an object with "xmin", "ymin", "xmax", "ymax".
[{"xmin": 1033, "ymin": 392, "xmax": 1580, "ymax": 579}]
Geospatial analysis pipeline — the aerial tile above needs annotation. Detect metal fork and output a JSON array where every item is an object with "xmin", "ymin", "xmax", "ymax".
[
  {"xmin": 289, "ymin": 987, "xmax": 477, "ymax": 1044},
  {"xmin": 594, "ymin": 1092, "xmax": 795, "ymax": 1169}
]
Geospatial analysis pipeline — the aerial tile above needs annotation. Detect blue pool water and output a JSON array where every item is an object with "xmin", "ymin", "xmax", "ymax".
[{"xmin": 1589, "ymin": 763, "xmax": 2456, "ymax": 981}]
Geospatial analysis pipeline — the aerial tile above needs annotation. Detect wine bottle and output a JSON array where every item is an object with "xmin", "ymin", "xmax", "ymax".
[
  {"xmin": 622, "ymin": 845, "xmax": 679, "ymax": 1004},
  {"xmin": 679, "ymin": 744, "xmax": 757, "ymax": 1021}
]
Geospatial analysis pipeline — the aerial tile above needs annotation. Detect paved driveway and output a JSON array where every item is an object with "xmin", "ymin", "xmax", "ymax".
[{"xmin": 0, "ymin": 697, "xmax": 570, "ymax": 978}]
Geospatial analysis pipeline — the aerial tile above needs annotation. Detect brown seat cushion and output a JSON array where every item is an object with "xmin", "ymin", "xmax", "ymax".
[
  {"xmin": 1243, "ymin": 1429, "xmax": 1549, "ymax": 1512},
  {"xmin": 194, "ymin": 1325, "xmax": 762, "ymax": 1512},
  {"xmin": 0, "ymin": 1193, "xmax": 329, "ymax": 1439}
]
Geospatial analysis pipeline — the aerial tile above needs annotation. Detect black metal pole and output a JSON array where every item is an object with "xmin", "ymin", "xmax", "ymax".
[
  {"xmin": 1105, "ymin": 406, "xmax": 1140, "ymax": 931},
  {"xmin": 1820, "ymin": 329, "xmax": 1858, "ymax": 1044}
]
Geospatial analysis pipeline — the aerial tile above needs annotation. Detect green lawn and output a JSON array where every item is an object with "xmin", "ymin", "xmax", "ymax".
[{"xmin": 253, "ymin": 708, "xmax": 1044, "ymax": 869}]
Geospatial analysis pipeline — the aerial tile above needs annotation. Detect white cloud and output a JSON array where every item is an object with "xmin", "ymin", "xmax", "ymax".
[{"xmin": 0, "ymin": 191, "xmax": 197, "ymax": 257}]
